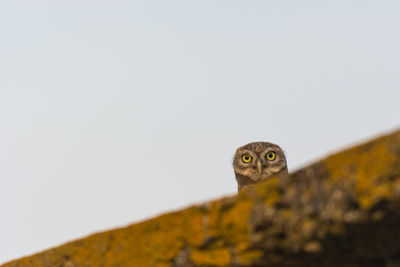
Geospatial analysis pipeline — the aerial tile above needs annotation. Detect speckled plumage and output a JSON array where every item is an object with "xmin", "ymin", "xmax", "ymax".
[{"xmin": 233, "ymin": 142, "xmax": 288, "ymax": 191}]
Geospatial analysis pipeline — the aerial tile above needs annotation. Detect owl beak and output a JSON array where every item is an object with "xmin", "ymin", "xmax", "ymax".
[{"xmin": 257, "ymin": 160, "xmax": 263, "ymax": 174}]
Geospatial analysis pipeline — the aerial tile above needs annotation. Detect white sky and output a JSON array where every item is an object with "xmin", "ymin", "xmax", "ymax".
[{"xmin": 1, "ymin": 0, "xmax": 400, "ymax": 264}]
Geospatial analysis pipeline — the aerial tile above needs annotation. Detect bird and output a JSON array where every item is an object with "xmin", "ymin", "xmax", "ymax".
[{"xmin": 233, "ymin": 142, "xmax": 288, "ymax": 191}]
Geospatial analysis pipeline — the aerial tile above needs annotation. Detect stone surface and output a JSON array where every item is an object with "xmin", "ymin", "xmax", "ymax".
[{"xmin": 3, "ymin": 130, "xmax": 400, "ymax": 267}]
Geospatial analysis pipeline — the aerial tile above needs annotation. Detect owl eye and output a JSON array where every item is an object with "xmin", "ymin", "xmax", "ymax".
[
  {"xmin": 241, "ymin": 154, "xmax": 252, "ymax": 163},
  {"xmin": 266, "ymin": 151, "xmax": 276, "ymax": 161}
]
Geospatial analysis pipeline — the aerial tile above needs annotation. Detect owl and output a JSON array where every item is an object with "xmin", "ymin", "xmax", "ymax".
[{"xmin": 233, "ymin": 142, "xmax": 288, "ymax": 191}]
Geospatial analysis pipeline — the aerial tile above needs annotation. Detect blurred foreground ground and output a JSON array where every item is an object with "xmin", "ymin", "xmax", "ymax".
[{"xmin": 4, "ymin": 129, "xmax": 400, "ymax": 267}]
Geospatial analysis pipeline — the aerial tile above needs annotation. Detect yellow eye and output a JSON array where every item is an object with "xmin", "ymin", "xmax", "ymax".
[
  {"xmin": 241, "ymin": 154, "xmax": 252, "ymax": 163},
  {"xmin": 266, "ymin": 151, "xmax": 276, "ymax": 161}
]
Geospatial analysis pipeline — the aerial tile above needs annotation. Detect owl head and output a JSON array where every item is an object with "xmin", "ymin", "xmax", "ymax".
[{"xmin": 233, "ymin": 142, "xmax": 288, "ymax": 191}]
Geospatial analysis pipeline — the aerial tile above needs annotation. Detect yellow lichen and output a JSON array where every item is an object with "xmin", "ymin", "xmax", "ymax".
[
  {"xmin": 190, "ymin": 248, "xmax": 231, "ymax": 266},
  {"xmin": 219, "ymin": 199, "xmax": 253, "ymax": 244},
  {"xmin": 324, "ymin": 132, "xmax": 400, "ymax": 209},
  {"xmin": 235, "ymin": 242, "xmax": 250, "ymax": 252},
  {"xmin": 237, "ymin": 249, "xmax": 263, "ymax": 266},
  {"xmin": 254, "ymin": 177, "xmax": 280, "ymax": 201},
  {"xmin": 185, "ymin": 212, "xmax": 208, "ymax": 247}
]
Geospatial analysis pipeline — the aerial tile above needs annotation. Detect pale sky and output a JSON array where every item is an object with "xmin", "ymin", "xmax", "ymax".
[{"xmin": 1, "ymin": 0, "xmax": 400, "ymax": 264}]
